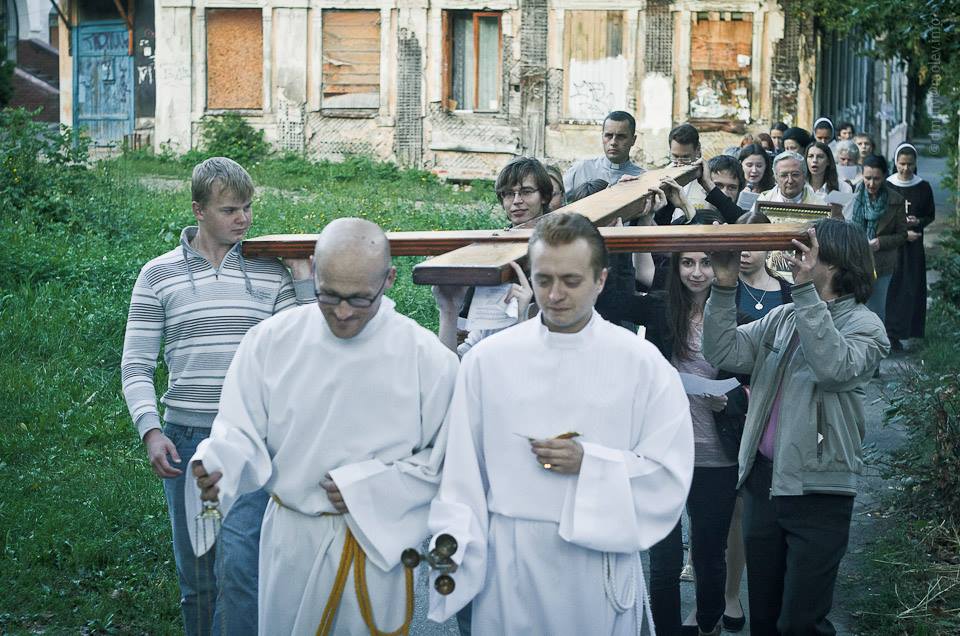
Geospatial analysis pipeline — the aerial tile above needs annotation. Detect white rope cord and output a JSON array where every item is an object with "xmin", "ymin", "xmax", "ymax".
[{"xmin": 602, "ymin": 552, "xmax": 655, "ymax": 636}]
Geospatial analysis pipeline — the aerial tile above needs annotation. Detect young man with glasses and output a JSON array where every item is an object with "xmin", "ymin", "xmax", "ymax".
[
  {"xmin": 121, "ymin": 157, "xmax": 314, "ymax": 635},
  {"xmin": 434, "ymin": 157, "xmax": 550, "ymax": 356},
  {"xmin": 189, "ymin": 218, "xmax": 459, "ymax": 635}
]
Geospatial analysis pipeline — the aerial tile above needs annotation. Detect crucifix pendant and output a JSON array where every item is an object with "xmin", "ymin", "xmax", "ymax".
[{"xmin": 755, "ymin": 302, "xmax": 764, "ymax": 310}]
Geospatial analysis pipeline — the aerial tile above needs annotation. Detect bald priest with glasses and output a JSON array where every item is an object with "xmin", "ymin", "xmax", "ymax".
[{"xmin": 187, "ymin": 218, "xmax": 459, "ymax": 635}]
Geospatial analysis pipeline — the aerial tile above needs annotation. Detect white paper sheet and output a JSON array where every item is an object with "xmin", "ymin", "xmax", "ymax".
[
  {"xmin": 826, "ymin": 190, "xmax": 853, "ymax": 206},
  {"xmin": 678, "ymin": 373, "xmax": 741, "ymax": 397},
  {"xmin": 462, "ymin": 284, "xmax": 520, "ymax": 331},
  {"xmin": 737, "ymin": 190, "xmax": 759, "ymax": 211},
  {"xmin": 837, "ymin": 165, "xmax": 861, "ymax": 183}
]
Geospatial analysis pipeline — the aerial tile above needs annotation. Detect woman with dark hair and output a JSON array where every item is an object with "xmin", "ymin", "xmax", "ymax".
[
  {"xmin": 769, "ymin": 122, "xmax": 788, "ymax": 153},
  {"xmin": 847, "ymin": 154, "xmax": 908, "ymax": 322},
  {"xmin": 738, "ymin": 144, "xmax": 775, "ymax": 194},
  {"xmin": 704, "ymin": 218, "xmax": 890, "ymax": 636},
  {"xmin": 756, "ymin": 133, "xmax": 775, "ymax": 155},
  {"xmin": 655, "ymin": 251, "xmax": 747, "ymax": 636},
  {"xmin": 781, "ymin": 127, "xmax": 811, "ymax": 153},
  {"xmin": 885, "ymin": 143, "xmax": 935, "ymax": 349},
  {"xmin": 806, "ymin": 141, "xmax": 852, "ymax": 196},
  {"xmin": 720, "ymin": 210, "xmax": 793, "ymax": 631}
]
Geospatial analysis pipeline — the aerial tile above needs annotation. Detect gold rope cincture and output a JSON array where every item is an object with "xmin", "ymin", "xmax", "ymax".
[{"xmin": 316, "ymin": 526, "xmax": 415, "ymax": 636}]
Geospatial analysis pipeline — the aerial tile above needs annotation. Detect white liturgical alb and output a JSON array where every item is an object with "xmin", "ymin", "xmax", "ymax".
[
  {"xmin": 428, "ymin": 312, "xmax": 694, "ymax": 635},
  {"xmin": 185, "ymin": 298, "xmax": 458, "ymax": 635}
]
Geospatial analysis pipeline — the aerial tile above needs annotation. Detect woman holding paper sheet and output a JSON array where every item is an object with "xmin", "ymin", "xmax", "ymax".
[{"xmin": 648, "ymin": 251, "xmax": 747, "ymax": 636}]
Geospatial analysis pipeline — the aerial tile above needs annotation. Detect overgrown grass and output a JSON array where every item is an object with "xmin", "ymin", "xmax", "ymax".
[
  {"xmin": 123, "ymin": 150, "xmax": 496, "ymax": 207},
  {"xmin": 0, "ymin": 150, "xmax": 500, "ymax": 633},
  {"xmin": 854, "ymin": 228, "xmax": 960, "ymax": 635}
]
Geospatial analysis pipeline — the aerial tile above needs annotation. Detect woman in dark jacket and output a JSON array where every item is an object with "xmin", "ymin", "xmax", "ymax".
[{"xmin": 847, "ymin": 154, "xmax": 908, "ymax": 321}]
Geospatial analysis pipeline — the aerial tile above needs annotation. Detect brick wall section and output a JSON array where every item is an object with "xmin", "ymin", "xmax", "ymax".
[
  {"xmin": 17, "ymin": 39, "xmax": 59, "ymax": 85},
  {"xmin": 772, "ymin": 4, "xmax": 804, "ymax": 123},
  {"xmin": 645, "ymin": 1, "xmax": 673, "ymax": 75},
  {"xmin": 10, "ymin": 68, "xmax": 60, "ymax": 122},
  {"xmin": 394, "ymin": 28, "xmax": 422, "ymax": 167},
  {"xmin": 519, "ymin": 0, "xmax": 548, "ymax": 155}
]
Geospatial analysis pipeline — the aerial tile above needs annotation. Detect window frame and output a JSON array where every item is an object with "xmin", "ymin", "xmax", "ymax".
[{"xmin": 442, "ymin": 10, "xmax": 503, "ymax": 114}]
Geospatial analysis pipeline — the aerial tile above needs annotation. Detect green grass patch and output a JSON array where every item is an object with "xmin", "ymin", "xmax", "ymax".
[
  {"xmin": 0, "ymin": 147, "xmax": 500, "ymax": 632},
  {"xmin": 856, "ymin": 227, "xmax": 960, "ymax": 636}
]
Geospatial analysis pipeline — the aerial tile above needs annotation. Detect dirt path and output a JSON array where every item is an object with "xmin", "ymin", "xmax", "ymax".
[{"xmin": 830, "ymin": 146, "xmax": 953, "ymax": 635}]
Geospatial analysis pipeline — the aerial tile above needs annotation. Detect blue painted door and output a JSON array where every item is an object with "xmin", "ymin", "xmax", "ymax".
[{"xmin": 74, "ymin": 22, "xmax": 134, "ymax": 145}]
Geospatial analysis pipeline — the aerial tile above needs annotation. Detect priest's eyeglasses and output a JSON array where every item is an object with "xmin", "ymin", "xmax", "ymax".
[
  {"xmin": 498, "ymin": 187, "xmax": 539, "ymax": 202},
  {"xmin": 315, "ymin": 271, "xmax": 389, "ymax": 308}
]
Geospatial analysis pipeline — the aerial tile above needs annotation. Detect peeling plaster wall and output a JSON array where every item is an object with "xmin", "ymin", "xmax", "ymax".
[
  {"xmin": 154, "ymin": 4, "xmax": 193, "ymax": 151},
  {"xmin": 149, "ymin": 0, "xmax": 821, "ymax": 178}
]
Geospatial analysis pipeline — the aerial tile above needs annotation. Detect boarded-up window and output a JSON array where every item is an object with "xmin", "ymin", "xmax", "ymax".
[
  {"xmin": 688, "ymin": 12, "xmax": 752, "ymax": 121},
  {"xmin": 206, "ymin": 9, "xmax": 263, "ymax": 110},
  {"xmin": 563, "ymin": 11, "xmax": 627, "ymax": 120},
  {"xmin": 443, "ymin": 11, "xmax": 502, "ymax": 112},
  {"xmin": 322, "ymin": 10, "xmax": 380, "ymax": 109}
]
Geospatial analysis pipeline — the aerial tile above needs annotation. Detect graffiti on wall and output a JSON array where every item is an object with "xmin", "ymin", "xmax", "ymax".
[{"xmin": 566, "ymin": 55, "xmax": 628, "ymax": 120}]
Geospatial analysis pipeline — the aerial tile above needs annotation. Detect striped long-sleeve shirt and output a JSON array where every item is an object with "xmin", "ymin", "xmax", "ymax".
[{"xmin": 121, "ymin": 227, "xmax": 314, "ymax": 439}]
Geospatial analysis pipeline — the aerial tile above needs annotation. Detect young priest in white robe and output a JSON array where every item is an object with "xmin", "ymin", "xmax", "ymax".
[
  {"xmin": 187, "ymin": 218, "xmax": 459, "ymax": 635},
  {"xmin": 427, "ymin": 212, "xmax": 694, "ymax": 635}
]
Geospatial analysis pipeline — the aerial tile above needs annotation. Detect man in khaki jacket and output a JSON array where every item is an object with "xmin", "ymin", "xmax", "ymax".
[{"xmin": 703, "ymin": 218, "xmax": 889, "ymax": 636}]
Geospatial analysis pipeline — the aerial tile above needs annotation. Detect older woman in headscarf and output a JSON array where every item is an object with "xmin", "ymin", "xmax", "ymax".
[
  {"xmin": 884, "ymin": 143, "xmax": 936, "ymax": 350},
  {"xmin": 846, "ymin": 154, "xmax": 908, "ymax": 322}
]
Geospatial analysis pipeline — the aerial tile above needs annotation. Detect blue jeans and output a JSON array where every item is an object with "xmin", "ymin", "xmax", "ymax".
[{"xmin": 162, "ymin": 423, "xmax": 268, "ymax": 636}]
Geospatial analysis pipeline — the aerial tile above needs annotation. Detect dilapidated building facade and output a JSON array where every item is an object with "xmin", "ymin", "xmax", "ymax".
[{"xmin": 56, "ymin": 1, "xmax": 910, "ymax": 177}]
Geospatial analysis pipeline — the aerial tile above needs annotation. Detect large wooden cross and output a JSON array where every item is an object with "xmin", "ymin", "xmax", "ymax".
[{"xmin": 242, "ymin": 165, "xmax": 809, "ymax": 286}]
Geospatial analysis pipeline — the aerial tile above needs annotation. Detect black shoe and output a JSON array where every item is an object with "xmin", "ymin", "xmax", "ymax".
[
  {"xmin": 680, "ymin": 625, "xmax": 699, "ymax": 636},
  {"xmin": 722, "ymin": 600, "xmax": 746, "ymax": 631},
  {"xmin": 890, "ymin": 336, "xmax": 903, "ymax": 352}
]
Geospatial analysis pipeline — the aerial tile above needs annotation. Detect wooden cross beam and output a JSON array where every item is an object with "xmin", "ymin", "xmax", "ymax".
[{"xmin": 241, "ymin": 164, "xmax": 811, "ymax": 286}]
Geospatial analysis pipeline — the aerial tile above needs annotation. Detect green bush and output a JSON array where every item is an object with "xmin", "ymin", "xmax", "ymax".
[
  {"xmin": 0, "ymin": 44, "xmax": 13, "ymax": 107},
  {"xmin": 885, "ymin": 368, "xmax": 960, "ymax": 524},
  {"xmin": 0, "ymin": 107, "xmax": 93, "ymax": 224},
  {"xmin": 197, "ymin": 112, "xmax": 271, "ymax": 165},
  {"xmin": 931, "ymin": 227, "xmax": 960, "ymax": 307}
]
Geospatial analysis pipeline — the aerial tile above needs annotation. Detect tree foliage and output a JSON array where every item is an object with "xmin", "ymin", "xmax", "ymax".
[
  {"xmin": 0, "ymin": 43, "xmax": 14, "ymax": 108},
  {"xmin": 796, "ymin": 0, "xmax": 959, "ymax": 190}
]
